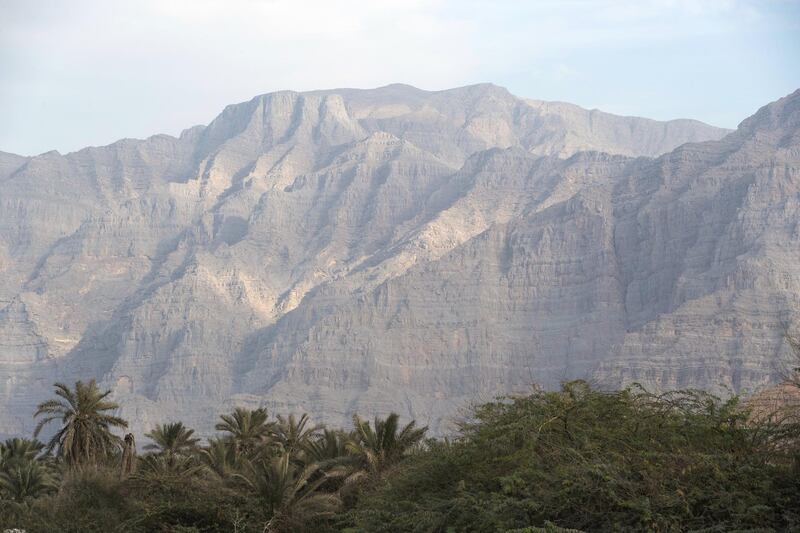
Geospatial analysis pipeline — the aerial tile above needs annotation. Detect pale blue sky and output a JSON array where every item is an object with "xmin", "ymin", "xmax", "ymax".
[{"xmin": 1, "ymin": 0, "xmax": 798, "ymax": 156}]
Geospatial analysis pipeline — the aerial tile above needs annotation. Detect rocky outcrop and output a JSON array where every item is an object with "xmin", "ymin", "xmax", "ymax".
[{"xmin": 3, "ymin": 83, "xmax": 795, "ymax": 438}]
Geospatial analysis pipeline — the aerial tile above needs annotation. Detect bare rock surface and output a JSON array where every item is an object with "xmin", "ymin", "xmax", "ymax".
[{"xmin": 3, "ymin": 83, "xmax": 797, "ymax": 437}]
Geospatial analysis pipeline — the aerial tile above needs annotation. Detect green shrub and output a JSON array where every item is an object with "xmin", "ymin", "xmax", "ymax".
[{"xmin": 350, "ymin": 382, "xmax": 800, "ymax": 532}]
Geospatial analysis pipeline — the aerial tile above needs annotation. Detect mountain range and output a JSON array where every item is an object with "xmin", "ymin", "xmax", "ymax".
[{"xmin": 1, "ymin": 83, "xmax": 798, "ymax": 437}]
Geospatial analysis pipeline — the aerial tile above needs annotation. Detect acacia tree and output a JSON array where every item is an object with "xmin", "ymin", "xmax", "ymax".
[{"xmin": 33, "ymin": 380, "xmax": 128, "ymax": 466}]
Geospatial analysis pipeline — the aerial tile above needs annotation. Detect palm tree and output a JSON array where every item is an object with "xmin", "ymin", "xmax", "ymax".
[
  {"xmin": 237, "ymin": 453, "xmax": 341, "ymax": 532},
  {"xmin": 215, "ymin": 407, "xmax": 272, "ymax": 455},
  {"xmin": 0, "ymin": 457, "xmax": 57, "ymax": 503},
  {"xmin": 144, "ymin": 421, "xmax": 200, "ymax": 456},
  {"xmin": 200, "ymin": 437, "xmax": 244, "ymax": 479},
  {"xmin": 0, "ymin": 437, "xmax": 55, "ymax": 503},
  {"xmin": 33, "ymin": 380, "xmax": 128, "ymax": 466},
  {"xmin": 347, "ymin": 413, "xmax": 427, "ymax": 474},
  {"xmin": 304, "ymin": 429, "xmax": 353, "ymax": 463},
  {"xmin": 120, "ymin": 433, "xmax": 137, "ymax": 479},
  {"xmin": 133, "ymin": 452, "xmax": 204, "ymax": 483},
  {"xmin": 303, "ymin": 429, "xmax": 363, "ymax": 499},
  {"xmin": 271, "ymin": 413, "xmax": 321, "ymax": 455},
  {"xmin": 201, "ymin": 436, "xmax": 246, "ymax": 478},
  {"xmin": 0, "ymin": 438, "xmax": 45, "ymax": 466}
]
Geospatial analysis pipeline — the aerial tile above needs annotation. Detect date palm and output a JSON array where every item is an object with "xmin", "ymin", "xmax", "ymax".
[
  {"xmin": 200, "ymin": 436, "xmax": 244, "ymax": 479},
  {"xmin": 237, "ymin": 452, "xmax": 341, "ymax": 532},
  {"xmin": 304, "ymin": 429, "xmax": 354, "ymax": 463},
  {"xmin": 271, "ymin": 413, "xmax": 321, "ymax": 455},
  {"xmin": 303, "ymin": 429, "xmax": 364, "ymax": 499},
  {"xmin": 0, "ymin": 437, "xmax": 55, "ymax": 503},
  {"xmin": 215, "ymin": 407, "xmax": 272, "ymax": 455},
  {"xmin": 347, "ymin": 413, "xmax": 427, "ymax": 473},
  {"xmin": 0, "ymin": 456, "xmax": 57, "ymax": 503},
  {"xmin": 133, "ymin": 452, "xmax": 204, "ymax": 482},
  {"xmin": 0, "ymin": 438, "xmax": 45, "ymax": 466},
  {"xmin": 33, "ymin": 380, "xmax": 128, "ymax": 466},
  {"xmin": 144, "ymin": 421, "xmax": 200, "ymax": 456}
]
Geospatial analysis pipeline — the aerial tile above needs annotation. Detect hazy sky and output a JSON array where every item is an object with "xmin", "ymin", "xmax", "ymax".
[{"xmin": 2, "ymin": 0, "xmax": 798, "ymax": 156}]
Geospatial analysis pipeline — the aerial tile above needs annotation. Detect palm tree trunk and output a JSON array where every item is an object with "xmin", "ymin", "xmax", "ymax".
[{"xmin": 120, "ymin": 433, "xmax": 137, "ymax": 479}]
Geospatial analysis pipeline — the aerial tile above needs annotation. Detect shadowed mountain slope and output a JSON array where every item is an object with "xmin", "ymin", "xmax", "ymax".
[{"xmin": 6, "ymin": 84, "xmax": 796, "ymax": 437}]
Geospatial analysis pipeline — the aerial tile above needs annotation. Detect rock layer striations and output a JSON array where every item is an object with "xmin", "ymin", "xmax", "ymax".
[{"xmin": 2, "ymin": 83, "xmax": 797, "ymax": 436}]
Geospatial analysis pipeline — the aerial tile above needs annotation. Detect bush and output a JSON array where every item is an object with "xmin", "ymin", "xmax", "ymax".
[
  {"xmin": 350, "ymin": 382, "xmax": 800, "ymax": 532},
  {"xmin": 2, "ymin": 380, "xmax": 798, "ymax": 532}
]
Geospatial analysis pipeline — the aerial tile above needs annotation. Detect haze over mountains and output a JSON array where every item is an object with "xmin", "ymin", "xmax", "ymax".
[{"xmin": 1, "ymin": 83, "xmax": 797, "ymax": 437}]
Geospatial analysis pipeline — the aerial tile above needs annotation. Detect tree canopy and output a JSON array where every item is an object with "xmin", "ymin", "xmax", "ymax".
[{"xmin": 1, "ymin": 378, "xmax": 798, "ymax": 532}]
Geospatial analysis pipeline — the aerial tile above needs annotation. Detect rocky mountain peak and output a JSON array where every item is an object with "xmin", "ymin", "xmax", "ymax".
[
  {"xmin": 0, "ymin": 85, "xmax": 795, "ymax": 439},
  {"xmin": 735, "ymin": 88, "xmax": 800, "ymax": 145}
]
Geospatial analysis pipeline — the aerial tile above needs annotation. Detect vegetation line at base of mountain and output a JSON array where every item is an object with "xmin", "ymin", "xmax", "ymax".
[{"xmin": 1, "ymin": 372, "xmax": 799, "ymax": 532}]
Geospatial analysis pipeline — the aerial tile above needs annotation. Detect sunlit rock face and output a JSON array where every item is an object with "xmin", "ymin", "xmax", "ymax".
[{"xmin": 2, "ymin": 83, "xmax": 797, "ymax": 437}]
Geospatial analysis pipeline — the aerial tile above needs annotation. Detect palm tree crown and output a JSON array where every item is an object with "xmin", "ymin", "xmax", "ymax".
[
  {"xmin": 0, "ymin": 458, "xmax": 56, "ymax": 503},
  {"xmin": 144, "ymin": 421, "xmax": 200, "ymax": 456},
  {"xmin": 347, "ymin": 413, "xmax": 427, "ymax": 473},
  {"xmin": 237, "ymin": 453, "xmax": 341, "ymax": 532},
  {"xmin": 33, "ymin": 380, "xmax": 128, "ymax": 465},
  {"xmin": 215, "ymin": 407, "xmax": 272, "ymax": 455},
  {"xmin": 304, "ymin": 429, "xmax": 353, "ymax": 463},
  {"xmin": 0, "ymin": 437, "xmax": 55, "ymax": 503},
  {"xmin": 271, "ymin": 413, "xmax": 321, "ymax": 454},
  {"xmin": 200, "ymin": 437, "xmax": 243, "ymax": 479},
  {"xmin": 0, "ymin": 438, "xmax": 45, "ymax": 466}
]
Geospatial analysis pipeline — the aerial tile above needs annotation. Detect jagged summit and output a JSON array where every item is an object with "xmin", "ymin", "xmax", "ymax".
[
  {"xmin": 185, "ymin": 83, "xmax": 731, "ymax": 171},
  {"xmin": 7, "ymin": 84, "xmax": 733, "ymax": 164},
  {"xmin": 0, "ymin": 86, "xmax": 796, "ymax": 438},
  {"xmin": 735, "ymin": 88, "xmax": 800, "ymax": 143}
]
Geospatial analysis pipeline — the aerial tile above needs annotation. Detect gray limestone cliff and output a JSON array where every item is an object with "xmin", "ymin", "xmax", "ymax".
[{"xmin": 3, "ymin": 83, "xmax": 796, "ymax": 437}]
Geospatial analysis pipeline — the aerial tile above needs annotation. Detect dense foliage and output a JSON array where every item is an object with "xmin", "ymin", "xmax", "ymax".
[
  {"xmin": 1, "ymin": 378, "xmax": 798, "ymax": 532},
  {"xmin": 352, "ymin": 382, "xmax": 800, "ymax": 532}
]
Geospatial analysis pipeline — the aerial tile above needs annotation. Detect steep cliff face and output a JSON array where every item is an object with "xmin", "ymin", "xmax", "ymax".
[{"xmin": 4, "ymin": 83, "xmax": 795, "ymax": 438}]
